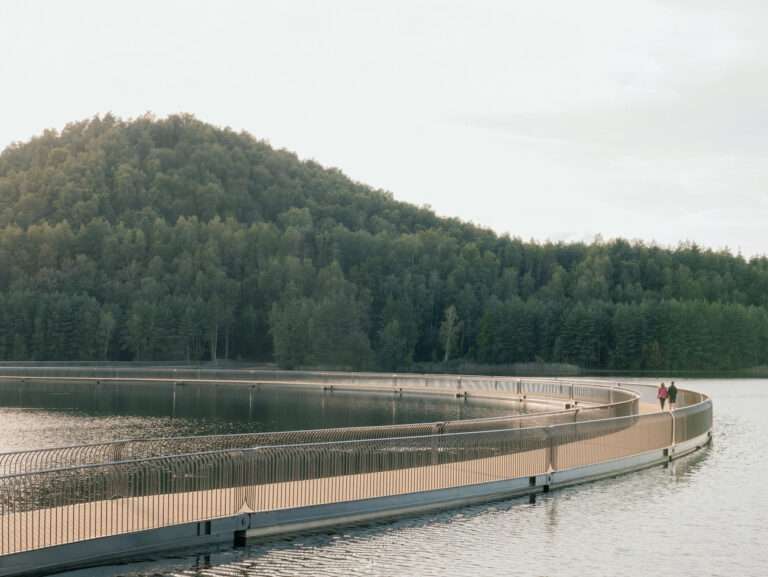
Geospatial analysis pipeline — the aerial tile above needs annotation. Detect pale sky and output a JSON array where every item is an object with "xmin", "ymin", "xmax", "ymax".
[{"xmin": 1, "ymin": 0, "xmax": 766, "ymax": 256}]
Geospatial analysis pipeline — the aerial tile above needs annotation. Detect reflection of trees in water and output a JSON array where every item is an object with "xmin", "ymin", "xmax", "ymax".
[{"xmin": 0, "ymin": 381, "xmax": 516, "ymax": 432}]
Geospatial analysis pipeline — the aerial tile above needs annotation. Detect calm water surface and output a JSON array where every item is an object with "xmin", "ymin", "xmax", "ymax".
[
  {"xmin": 2, "ymin": 379, "xmax": 765, "ymax": 577},
  {"xmin": 0, "ymin": 380, "xmax": 521, "ymax": 452}
]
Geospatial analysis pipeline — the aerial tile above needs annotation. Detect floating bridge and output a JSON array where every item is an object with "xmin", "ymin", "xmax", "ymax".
[{"xmin": 0, "ymin": 368, "xmax": 713, "ymax": 577}]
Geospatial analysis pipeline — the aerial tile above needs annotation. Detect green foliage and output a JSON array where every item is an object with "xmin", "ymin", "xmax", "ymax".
[
  {"xmin": 269, "ymin": 298, "xmax": 313, "ymax": 370},
  {"xmin": 1, "ymin": 114, "xmax": 768, "ymax": 370},
  {"xmin": 269, "ymin": 266, "xmax": 372, "ymax": 370},
  {"xmin": 377, "ymin": 320, "xmax": 411, "ymax": 371},
  {"xmin": 439, "ymin": 305, "xmax": 462, "ymax": 362}
]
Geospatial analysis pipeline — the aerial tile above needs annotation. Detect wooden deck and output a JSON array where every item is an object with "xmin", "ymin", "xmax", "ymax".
[{"xmin": 1, "ymin": 414, "xmax": 670, "ymax": 555}]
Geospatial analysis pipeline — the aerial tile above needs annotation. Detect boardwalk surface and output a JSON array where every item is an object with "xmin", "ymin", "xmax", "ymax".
[{"xmin": 1, "ymin": 413, "xmax": 670, "ymax": 556}]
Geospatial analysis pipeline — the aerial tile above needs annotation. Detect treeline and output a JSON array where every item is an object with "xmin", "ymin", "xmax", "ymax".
[
  {"xmin": 477, "ymin": 298, "xmax": 767, "ymax": 370},
  {"xmin": 1, "ymin": 114, "xmax": 767, "ymax": 371}
]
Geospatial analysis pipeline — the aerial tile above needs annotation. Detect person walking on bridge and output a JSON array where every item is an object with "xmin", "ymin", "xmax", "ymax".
[
  {"xmin": 657, "ymin": 382, "xmax": 669, "ymax": 410},
  {"xmin": 668, "ymin": 381, "xmax": 678, "ymax": 409}
]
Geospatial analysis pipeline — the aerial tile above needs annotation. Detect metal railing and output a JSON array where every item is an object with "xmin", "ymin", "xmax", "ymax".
[
  {"xmin": 0, "ymin": 366, "xmax": 631, "ymax": 402},
  {"xmin": 0, "ymin": 372, "xmax": 711, "ymax": 558},
  {"xmin": 0, "ymin": 375, "xmax": 639, "ymax": 476}
]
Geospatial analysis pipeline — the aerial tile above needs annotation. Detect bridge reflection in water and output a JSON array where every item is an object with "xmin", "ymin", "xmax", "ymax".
[{"xmin": 0, "ymin": 369, "xmax": 712, "ymax": 577}]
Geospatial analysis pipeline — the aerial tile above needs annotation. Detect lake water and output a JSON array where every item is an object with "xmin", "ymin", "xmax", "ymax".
[
  {"xmin": 1, "ymin": 379, "xmax": 765, "ymax": 577},
  {"xmin": 0, "ymin": 380, "xmax": 522, "ymax": 453}
]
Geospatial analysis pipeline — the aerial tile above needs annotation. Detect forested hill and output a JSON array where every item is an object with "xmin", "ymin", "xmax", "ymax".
[{"xmin": 1, "ymin": 114, "xmax": 767, "ymax": 371}]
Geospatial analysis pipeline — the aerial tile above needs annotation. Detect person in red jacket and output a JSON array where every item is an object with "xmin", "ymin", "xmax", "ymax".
[{"xmin": 657, "ymin": 382, "xmax": 669, "ymax": 410}]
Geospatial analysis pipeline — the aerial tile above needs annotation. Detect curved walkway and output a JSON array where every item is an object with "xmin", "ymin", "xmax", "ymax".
[{"xmin": 0, "ymin": 369, "xmax": 712, "ymax": 577}]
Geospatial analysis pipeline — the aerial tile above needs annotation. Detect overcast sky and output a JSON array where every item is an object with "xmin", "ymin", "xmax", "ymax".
[{"xmin": 1, "ymin": 0, "xmax": 766, "ymax": 256}]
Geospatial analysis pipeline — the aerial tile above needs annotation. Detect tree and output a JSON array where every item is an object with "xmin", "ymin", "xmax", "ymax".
[
  {"xmin": 1, "ymin": 113, "xmax": 767, "ymax": 371},
  {"xmin": 269, "ymin": 298, "xmax": 313, "ymax": 370},
  {"xmin": 98, "ymin": 308, "xmax": 117, "ymax": 360},
  {"xmin": 439, "ymin": 305, "xmax": 462, "ymax": 362},
  {"xmin": 377, "ymin": 320, "xmax": 411, "ymax": 370}
]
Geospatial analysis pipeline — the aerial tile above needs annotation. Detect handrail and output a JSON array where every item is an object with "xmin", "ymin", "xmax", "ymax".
[
  {"xmin": 0, "ymin": 409, "xmax": 674, "ymax": 481},
  {"xmin": 0, "ymin": 374, "xmax": 639, "ymax": 476},
  {"xmin": 0, "ymin": 370, "xmax": 711, "ymax": 560}
]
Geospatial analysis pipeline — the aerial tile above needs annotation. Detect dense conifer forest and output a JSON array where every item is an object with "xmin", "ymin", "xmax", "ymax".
[{"xmin": 1, "ymin": 114, "xmax": 767, "ymax": 371}]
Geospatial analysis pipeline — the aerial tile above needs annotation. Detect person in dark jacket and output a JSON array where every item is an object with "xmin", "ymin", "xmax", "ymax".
[{"xmin": 668, "ymin": 381, "xmax": 678, "ymax": 409}]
